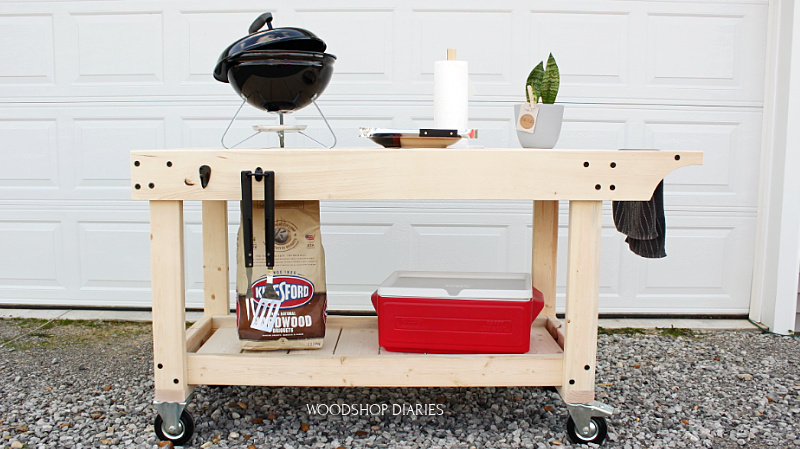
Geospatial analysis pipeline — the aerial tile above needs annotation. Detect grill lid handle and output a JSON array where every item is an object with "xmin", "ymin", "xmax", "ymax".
[{"xmin": 249, "ymin": 12, "xmax": 274, "ymax": 34}]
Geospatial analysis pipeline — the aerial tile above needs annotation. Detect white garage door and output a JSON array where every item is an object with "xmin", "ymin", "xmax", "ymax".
[{"xmin": 0, "ymin": 1, "xmax": 766, "ymax": 314}]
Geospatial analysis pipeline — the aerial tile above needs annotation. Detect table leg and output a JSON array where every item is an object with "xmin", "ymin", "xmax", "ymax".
[
  {"xmin": 533, "ymin": 200, "xmax": 559, "ymax": 316},
  {"xmin": 202, "ymin": 200, "xmax": 230, "ymax": 317},
  {"xmin": 150, "ymin": 200, "xmax": 193, "ymax": 403},
  {"xmin": 559, "ymin": 200, "xmax": 602, "ymax": 404}
]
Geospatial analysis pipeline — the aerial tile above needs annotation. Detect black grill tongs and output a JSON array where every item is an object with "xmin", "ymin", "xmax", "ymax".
[
  {"xmin": 241, "ymin": 169, "xmax": 279, "ymax": 316},
  {"xmin": 263, "ymin": 171, "xmax": 275, "ymax": 271},
  {"xmin": 241, "ymin": 171, "xmax": 255, "ymax": 303}
]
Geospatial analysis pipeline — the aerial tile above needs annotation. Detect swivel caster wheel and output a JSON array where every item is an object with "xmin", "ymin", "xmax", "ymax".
[
  {"xmin": 154, "ymin": 409, "xmax": 195, "ymax": 446},
  {"xmin": 566, "ymin": 415, "xmax": 608, "ymax": 445}
]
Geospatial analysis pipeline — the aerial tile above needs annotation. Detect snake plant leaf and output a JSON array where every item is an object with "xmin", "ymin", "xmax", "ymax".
[
  {"xmin": 539, "ymin": 53, "xmax": 560, "ymax": 104},
  {"xmin": 526, "ymin": 61, "xmax": 544, "ymax": 103}
]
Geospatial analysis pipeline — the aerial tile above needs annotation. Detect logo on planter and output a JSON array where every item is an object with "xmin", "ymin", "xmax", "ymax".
[{"xmin": 252, "ymin": 275, "xmax": 314, "ymax": 308}]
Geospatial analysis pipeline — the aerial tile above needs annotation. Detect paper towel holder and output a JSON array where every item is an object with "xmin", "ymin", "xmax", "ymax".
[{"xmin": 434, "ymin": 48, "xmax": 469, "ymax": 131}]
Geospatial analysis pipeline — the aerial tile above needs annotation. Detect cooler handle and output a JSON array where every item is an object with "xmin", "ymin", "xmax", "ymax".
[{"xmin": 370, "ymin": 291, "xmax": 379, "ymax": 314}]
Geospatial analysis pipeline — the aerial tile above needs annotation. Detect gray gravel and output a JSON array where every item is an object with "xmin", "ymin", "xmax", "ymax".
[{"xmin": 0, "ymin": 319, "xmax": 799, "ymax": 448}]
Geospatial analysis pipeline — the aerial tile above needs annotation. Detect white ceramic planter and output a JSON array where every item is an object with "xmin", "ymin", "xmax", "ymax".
[{"xmin": 514, "ymin": 103, "xmax": 564, "ymax": 149}]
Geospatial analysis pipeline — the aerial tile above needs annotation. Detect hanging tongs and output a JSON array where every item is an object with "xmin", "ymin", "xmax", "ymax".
[
  {"xmin": 241, "ymin": 169, "xmax": 281, "ymax": 331},
  {"xmin": 241, "ymin": 170, "xmax": 254, "ymax": 303},
  {"xmin": 263, "ymin": 170, "xmax": 276, "ymax": 278}
]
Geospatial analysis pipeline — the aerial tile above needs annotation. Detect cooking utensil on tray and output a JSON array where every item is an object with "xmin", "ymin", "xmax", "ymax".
[
  {"xmin": 359, "ymin": 128, "xmax": 478, "ymax": 148},
  {"xmin": 253, "ymin": 171, "xmax": 282, "ymax": 332},
  {"xmin": 241, "ymin": 170, "xmax": 282, "ymax": 332}
]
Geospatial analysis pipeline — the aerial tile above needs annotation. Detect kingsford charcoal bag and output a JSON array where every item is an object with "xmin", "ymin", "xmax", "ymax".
[{"xmin": 236, "ymin": 200, "xmax": 327, "ymax": 350}]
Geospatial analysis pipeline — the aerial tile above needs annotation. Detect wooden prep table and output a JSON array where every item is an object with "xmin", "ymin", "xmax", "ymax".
[{"xmin": 131, "ymin": 148, "xmax": 702, "ymax": 445}]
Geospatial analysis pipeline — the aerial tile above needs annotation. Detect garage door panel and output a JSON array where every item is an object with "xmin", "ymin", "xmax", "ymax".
[
  {"xmin": 554, "ymin": 225, "xmax": 623, "ymax": 303},
  {"xmin": 176, "ymin": 10, "xmax": 265, "ymax": 86},
  {"xmin": 412, "ymin": 10, "xmax": 513, "ymax": 85},
  {"xmin": 528, "ymin": 11, "xmax": 630, "ymax": 87},
  {"xmin": 0, "ymin": 14, "xmax": 55, "ymax": 84},
  {"xmin": 647, "ymin": 14, "xmax": 740, "ymax": 87},
  {"xmin": 183, "ymin": 220, "xmax": 238, "ymax": 310},
  {"xmin": 643, "ymin": 112, "xmax": 762, "ymax": 208},
  {"xmin": 410, "ymin": 225, "xmax": 512, "ymax": 273},
  {"xmin": 0, "ymin": 221, "xmax": 63, "ymax": 288},
  {"xmin": 0, "ymin": 118, "xmax": 59, "ymax": 188},
  {"xmin": 73, "ymin": 118, "xmax": 166, "ymax": 189},
  {"xmin": 322, "ymin": 224, "xmax": 398, "ymax": 285},
  {"xmin": 559, "ymin": 118, "xmax": 628, "ymax": 151},
  {"xmin": 642, "ymin": 229, "xmax": 728, "ymax": 291},
  {"xmin": 70, "ymin": 12, "xmax": 164, "ymax": 85},
  {"xmin": 612, "ymin": 214, "xmax": 754, "ymax": 315},
  {"xmin": 78, "ymin": 221, "xmax": 151, "ymax": 289},
  {"xmin": 296, "ymin": 9, "xmax": 395, "ymax": 85}
]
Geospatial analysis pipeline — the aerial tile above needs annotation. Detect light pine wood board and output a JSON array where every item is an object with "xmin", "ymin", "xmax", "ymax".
[
  {"xmin": 131, "ymin": 149, "xmax": 702, "ymax": 202},
  {"xmin": 186, "ymin": 352, "xmax": 562, "ymax": 387},
  {"xmin": 194, "ymin": 316, "xmax": 562, "ymax": 356},
  {"xmin": 149, "ymin": 200, "xmax": 193, "ymax": 403},
  {"xmin": 533, "ymin": 200, "xmax": 559, "ymax": 316},
  {"xmin": 201, "ymin": 201, "xmax": 230, "ymax": 316},
  {"xmin": 560, "ymin": 201, "xmax": 603, "ymax": 404},
  {"xmin": 286, "ymin": 327, "xmax": 342, "ymax": 357},
  {"xmin": 212, "ymin": 314, "xmax": 236, "ymax": 329},
  {"xmin": 334, "ymin": 327, "xmax": 379, "ymax": 356},
  {"xmin": 546, "ymin": 316, "xmax": 566, "ymax": 350},
  {"xmin": 195, "ymin": 327, "xmax": 242, "ymax": 354},
  {"xmin": 530, "ymin": 321, "xmax": 564, "ymax": 355},
  {"xmin": 186, "ymin": 315, "xmax": 213, "ymax": 353},
  {"xmin": 187, "ymin": 316, "xmax": 564, "ymax": 387}
]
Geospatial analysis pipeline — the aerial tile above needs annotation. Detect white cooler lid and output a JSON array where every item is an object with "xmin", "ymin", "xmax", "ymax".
[{"xmin": 377, "ymin": 271, "xmax": 532, "ymax": 300}]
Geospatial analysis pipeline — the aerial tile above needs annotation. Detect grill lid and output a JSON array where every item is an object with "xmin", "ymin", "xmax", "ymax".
[{"xmin": 213, "ymin": 12, "xmax": 327, "ymax": 83}]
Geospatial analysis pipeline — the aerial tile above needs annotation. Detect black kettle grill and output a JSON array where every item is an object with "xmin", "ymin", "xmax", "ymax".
[{"xmin": 214, "ymin": 12, "xmax": 336, "ymax": 114}]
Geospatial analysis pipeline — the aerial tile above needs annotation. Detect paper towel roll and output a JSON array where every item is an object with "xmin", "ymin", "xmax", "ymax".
[{"xmin": 434, "ymin": 59, "xmax": 468, "ymax": 130}]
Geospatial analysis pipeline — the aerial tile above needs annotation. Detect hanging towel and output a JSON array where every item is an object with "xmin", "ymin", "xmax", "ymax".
[{"xmin": 612, "ymin": 180, "xmax": 666, "ymax": 258}]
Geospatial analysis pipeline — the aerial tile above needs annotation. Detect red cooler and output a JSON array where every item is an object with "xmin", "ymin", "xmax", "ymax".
[{"xmin": 371, "ymin": 271, "xmax": 544, "ymax": 354}]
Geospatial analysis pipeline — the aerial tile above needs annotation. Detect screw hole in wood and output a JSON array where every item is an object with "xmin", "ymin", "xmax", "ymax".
[
  {"xmin": 134, "ymin": 161, "xmax": 140, "ymax": 167},
  {"xmin": 148, "ymin": 183, "xmax": 155, "ymax": 189},
  {"xmin": 595, "ymin": 184, "xmax": 601, "ymax": 190},
  {"xmin": 675, "ymin": 154, "xmax": 681, "ymax": 161},
  {"xmin": 134, "ymin": 184, "xmax": 141, "ymax": 190},
  {"xmin": 166, "ymin": 161, "xmax": 172, "ymax": 167},
  {"xmin": 610, "ymin": 162, "xmax": 616, "ymax": 168},
  {"xmin": 583, "ymin": 161, "xmax": 590, "ymax": 167}
]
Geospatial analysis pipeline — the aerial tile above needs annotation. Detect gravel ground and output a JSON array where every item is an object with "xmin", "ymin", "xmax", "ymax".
[{"xmin": 0, "ymin": 318, "xmax": 799, "ymax": 449}]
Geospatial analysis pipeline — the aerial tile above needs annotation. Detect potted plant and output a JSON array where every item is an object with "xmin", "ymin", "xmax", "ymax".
[{"xmin": 515, "ymin": 53, "xmax": 564, "ymax": 149}]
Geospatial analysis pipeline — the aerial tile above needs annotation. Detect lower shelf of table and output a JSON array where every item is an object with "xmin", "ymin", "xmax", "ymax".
[{"xmin": 184, "ymin": 315, "xmax": 565, "ymax": 388}]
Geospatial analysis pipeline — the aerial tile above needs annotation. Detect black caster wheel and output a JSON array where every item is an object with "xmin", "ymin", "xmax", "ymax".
[
  {"xmin": 154, "ymin": 409, "xmax": 195, "ymax": 446},
  {"xmin": 566, "ymin": 415, "xmax": 608, "ymax": 445}
]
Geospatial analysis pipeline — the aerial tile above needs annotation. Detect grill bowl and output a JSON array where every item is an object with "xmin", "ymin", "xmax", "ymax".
[{"xmin": 223, "ymin": 50, "xmax": 336, "ymax": 113}]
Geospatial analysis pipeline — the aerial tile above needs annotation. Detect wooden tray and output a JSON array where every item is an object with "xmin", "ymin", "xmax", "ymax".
[{"xmin": 186, "ymin": 315, "xmax": 564, "ymax": 387}]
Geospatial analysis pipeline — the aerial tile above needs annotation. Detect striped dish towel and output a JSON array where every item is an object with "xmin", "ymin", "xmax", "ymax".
[{"xmin": 612, "ymin": 180, "xmax": 666, "ymax": 258}]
